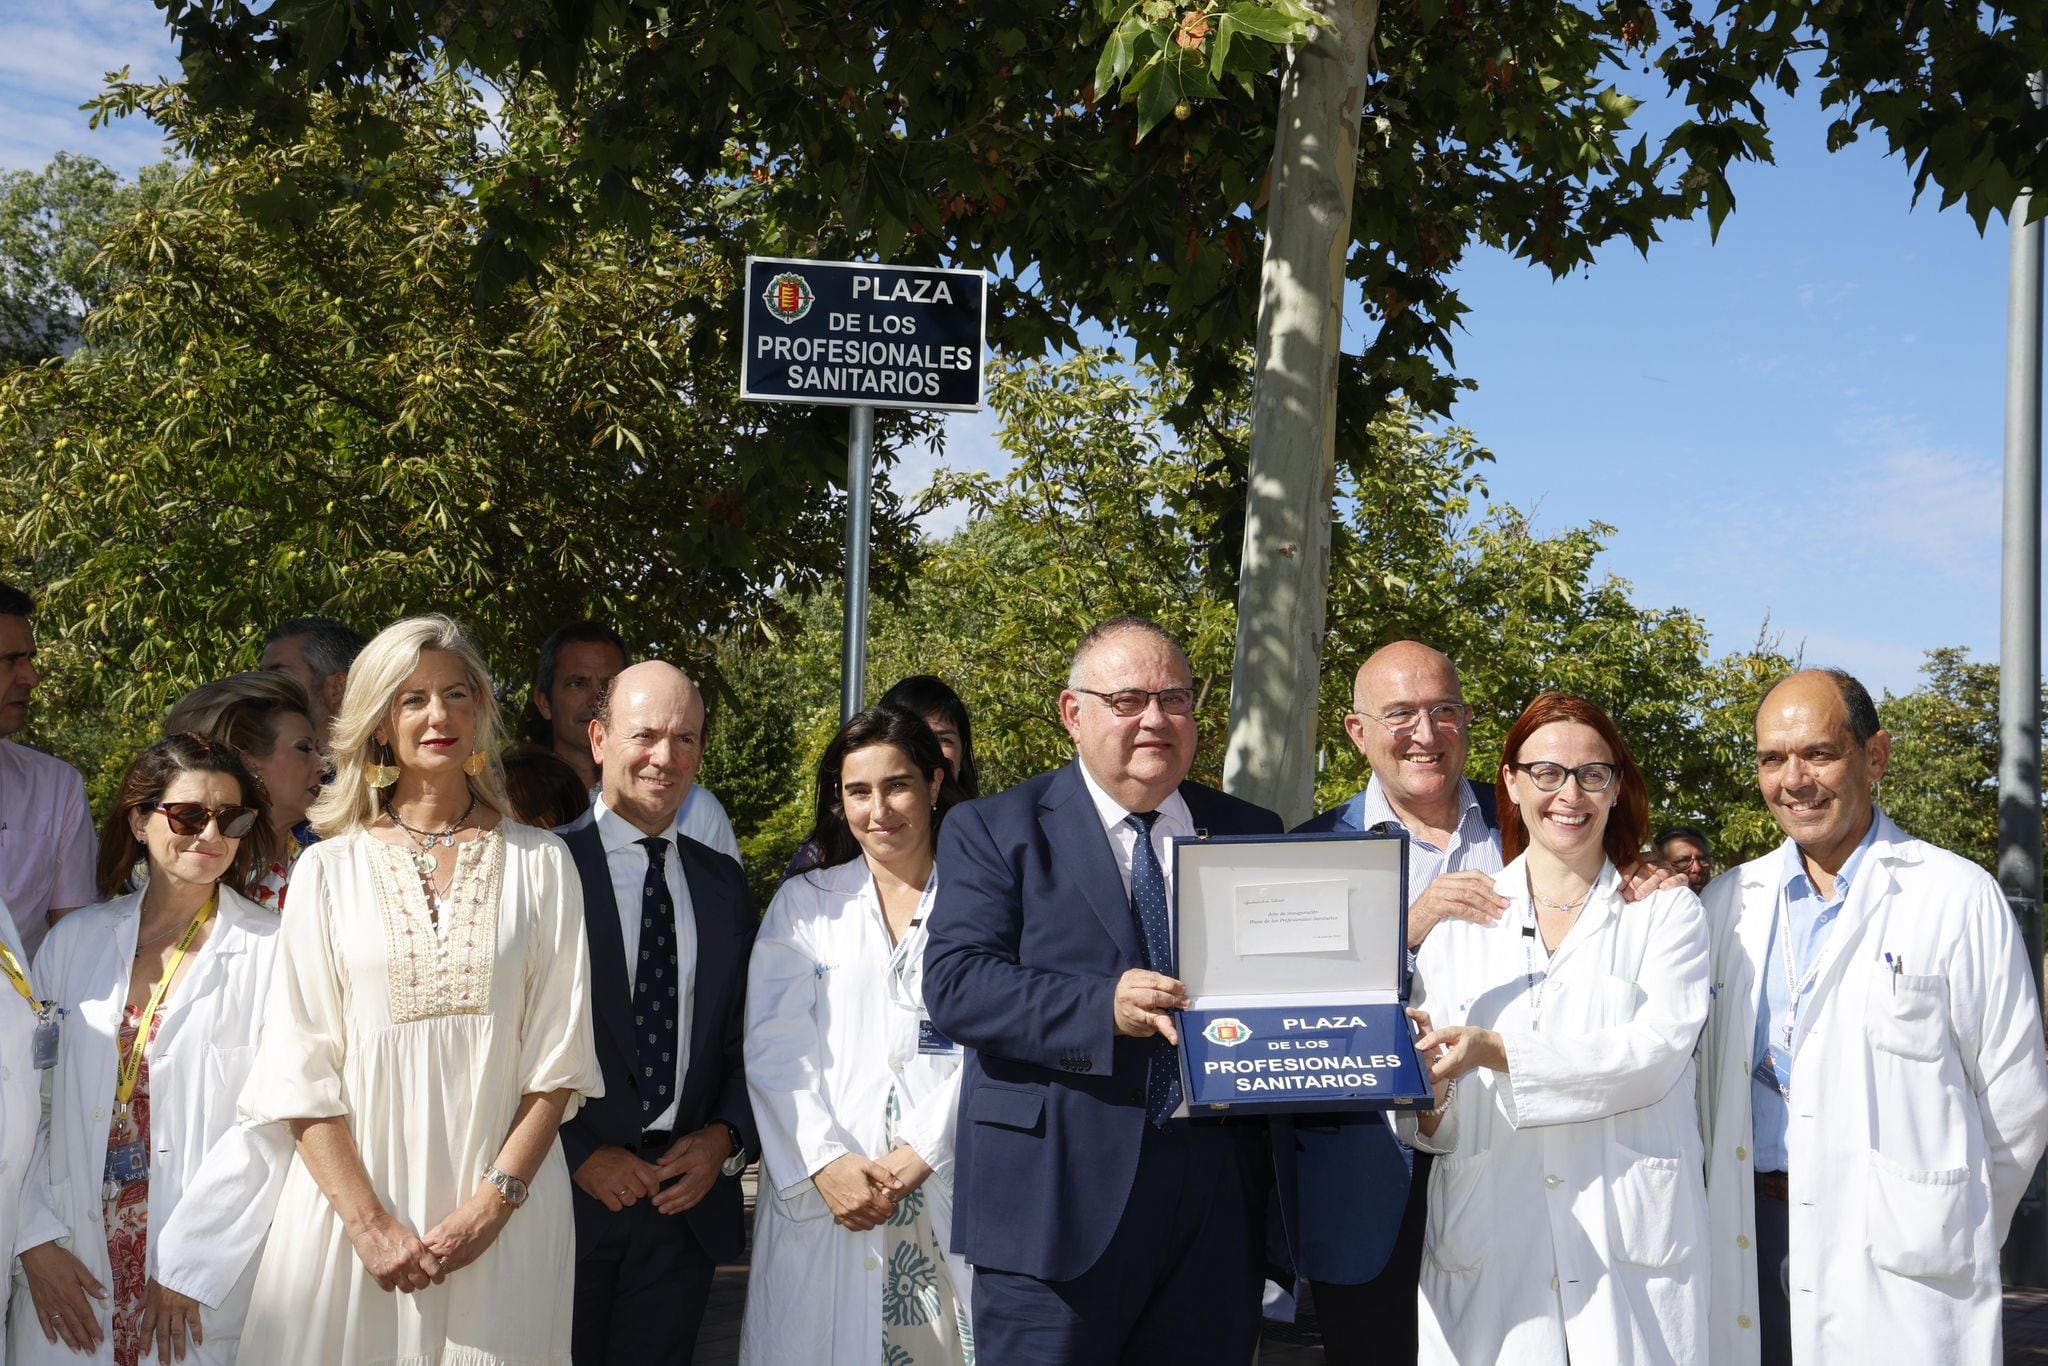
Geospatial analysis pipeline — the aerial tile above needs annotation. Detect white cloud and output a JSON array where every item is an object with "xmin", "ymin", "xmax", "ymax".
[{"xmin": 0, "ymin": 5, "xmax": 181, "ymax": 175}]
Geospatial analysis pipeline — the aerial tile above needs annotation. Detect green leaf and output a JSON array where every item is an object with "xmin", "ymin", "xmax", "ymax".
[
  {"xmin": 1595, "ymin": 88, "xmax": 1640, "ymax": 121},
  {"xmin": 1135, "ymin": 54, "xmax": 1184, "ymax": 139},
  {"xmin": 270, "ymin": 0, "xmax": 351, "ymax": 74},
  {"xmin": 1222, "ymin": 2, "xmax": 1304, "ymax": 46}
]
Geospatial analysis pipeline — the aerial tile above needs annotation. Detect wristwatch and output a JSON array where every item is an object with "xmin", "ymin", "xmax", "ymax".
[
  {"xmin": 483, "ymin": 1164, "xmax": 529, "ymax": 1208},
  {"xmin": 713, "ymin": 1120, "xmax": 748, "ymax": 1177}
]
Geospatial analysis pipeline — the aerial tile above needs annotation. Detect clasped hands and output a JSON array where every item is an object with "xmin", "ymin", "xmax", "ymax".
[
  {"xmin": 813, "ymin": 1145, "xmax": 933, "ymax": 1232},
  {"xmin": 571, "ymin": 1122, "xmax": 736, "ymax": 1218}
]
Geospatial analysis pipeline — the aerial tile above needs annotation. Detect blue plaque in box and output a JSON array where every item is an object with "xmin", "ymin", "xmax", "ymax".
[{"xmin": 1170, "ymin": 832, "xmax": 1432, "ymax": 1114}]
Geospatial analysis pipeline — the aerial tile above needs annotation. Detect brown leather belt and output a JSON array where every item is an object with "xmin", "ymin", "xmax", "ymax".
[{"xmin": 1755, "ymin": 1169, "xmax": 1789, "ymax": 1203}]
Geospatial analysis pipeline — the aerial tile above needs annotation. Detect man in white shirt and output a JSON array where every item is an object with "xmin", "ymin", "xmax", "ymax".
[
  {"xmin": 1284, "ymin": 641, "xmax": 1503, "ymax": 1364},
  {"xmin": 1699, "ymin": 668, "xmax": 2048, "ymax": 1364},
  {"xmin": 0, "ymin": 580, "xmax": 96, "ymax": 957},
  {"xmin": 555, "ymin": 662, "xmax": 756, "ymax": 1365}
]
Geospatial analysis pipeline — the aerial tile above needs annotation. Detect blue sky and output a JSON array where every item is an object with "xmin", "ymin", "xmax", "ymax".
[{"xmin": 5, "ymin": 6, "xmax": 2034, "ymax": 700}]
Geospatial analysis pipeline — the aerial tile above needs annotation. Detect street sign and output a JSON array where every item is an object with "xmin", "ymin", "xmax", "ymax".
[{"xmin": 740, "ymin": 256, "xmax": 987, "ymax": 412}]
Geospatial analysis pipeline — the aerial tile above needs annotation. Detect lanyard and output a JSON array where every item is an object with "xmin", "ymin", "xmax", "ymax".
[
  {"xmin": 884, "ymin": 876, "xmax": 940, "ymax": 1014},
  {"xmin": 1520, "ymin": 905, "xmax": 1551, "ymax": 1032},
  {"xmin": 117, "ymin": 892, "xmax": 216, "ymax": 1114},
  {"xmin": 0, "ymin": 941, "xmax": 43, "ymax": 1013}
]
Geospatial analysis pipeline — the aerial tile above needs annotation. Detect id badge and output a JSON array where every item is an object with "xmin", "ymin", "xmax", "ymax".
[
  {"xmin": 917, "ymin": 1018, "xmax": 957, "ymax": 1055},
  {"xmin": 104, "ymin": 1138, "xmax": 148, "ymax": 1189},
  {"xmin": 31, "ymin": 1007, "xmax": 58, "ymax": 1070},
  {"xmin": 1751, "ymin": 1047, "xmax": 1791, "ymax": 1101}
]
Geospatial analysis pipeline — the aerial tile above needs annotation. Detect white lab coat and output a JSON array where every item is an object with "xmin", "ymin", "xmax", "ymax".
[
  {"xmin": 1401, "ymin": 856, "xmax": 1710, "ymax": 1366},
  {"xmin": 1696, "ymin": 809, "xmax": 2048, "ymax": 1364},
  {"xmin": 738, "ymin": 857, "xmax": 969, "ymax": 1366},
  {"xmin": 10, "ymin": 887, "xmax": 293, "ymax": 1365},
  {"xmin": 0, "ymin": 894, "xmax": 41, "ymax": 1334}
]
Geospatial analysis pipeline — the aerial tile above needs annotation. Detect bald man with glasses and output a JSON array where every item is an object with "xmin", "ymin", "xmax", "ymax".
[{"xmin": 1281, "ymin": 642, "xmax": 1507, "ymax": 1365}]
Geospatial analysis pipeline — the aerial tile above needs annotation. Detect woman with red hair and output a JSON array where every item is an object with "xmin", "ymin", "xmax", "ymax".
[{"xmin": 1402, "ymin": 692, "xmax": 1710, "ymax": 1366}]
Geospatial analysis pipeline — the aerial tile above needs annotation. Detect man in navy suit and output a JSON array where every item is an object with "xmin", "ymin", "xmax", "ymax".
[
  {"xmin": 1281, "ymin": 641, "xmax": 1505, "ymax": 1365},
  {"xmin": 556, "ymin": 661, "xmax": 756, "ymax": 1365},
  {"xmin": 925, "ymin": 615, "xmax": 1284, "ymax": 1365}
]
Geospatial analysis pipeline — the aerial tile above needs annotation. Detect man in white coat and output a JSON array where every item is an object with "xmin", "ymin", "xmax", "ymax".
[{"xmin": 1698, "ymin": 668, "xmax": 2048, "ymax": 1365}]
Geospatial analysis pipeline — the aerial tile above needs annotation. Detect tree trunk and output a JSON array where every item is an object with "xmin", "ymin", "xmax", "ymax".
[{"xmin": 1222, "ymin": 0, "xmax": 1379, "ymax": 823}]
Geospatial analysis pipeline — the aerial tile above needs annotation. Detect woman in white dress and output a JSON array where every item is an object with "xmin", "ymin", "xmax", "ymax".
[
  {"xmin": 233, "ymin": 614, "xmax": 601, "ymax": 1366},
  {"xmin": 14, "ymin": 732, "xmax": 288, "ymax": 1366},
  {"xmin": 741, "ymin": 704, "xmax": 975, "ymax": 1366},
  {"xmin": 1405, "ymin": 692, "xmax": 1711, "ymax": 1366}
]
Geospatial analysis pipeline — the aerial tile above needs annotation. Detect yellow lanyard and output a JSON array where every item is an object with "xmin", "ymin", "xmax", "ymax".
[
  {"xmin": 0, "ymin": 941, "xmax": 41, "ymax": 1013},
  {"xmin": 116, "ymin": 892, "xmax": 216, "ymax": 1114}
]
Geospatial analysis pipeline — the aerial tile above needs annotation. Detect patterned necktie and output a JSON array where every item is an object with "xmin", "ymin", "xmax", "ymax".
[
  {"xmin": 634, "ymin": 836, "xmax": 680, "ymax": 1124},
  {"xmin": 1125, "ymin": 811, "xmax": 1182, "ymax": 1127}
]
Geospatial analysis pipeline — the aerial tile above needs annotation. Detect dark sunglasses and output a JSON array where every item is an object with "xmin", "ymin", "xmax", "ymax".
[{"xmin": 147, "ymin": 801, "xmax": 260, "ymax": 839}]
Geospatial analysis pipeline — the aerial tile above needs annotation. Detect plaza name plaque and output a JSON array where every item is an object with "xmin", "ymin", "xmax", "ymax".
[
  {"xmin": 1180, "ymin": 1006, "xmax": 1429, "ymax": 1112},
  {"xmin": 740, "ymin": 256, "xmax": 987, "ymax": 412},
  {"xmin": 1172, "ymin": 832, "xmax": 1433, "ymax": 1115}
]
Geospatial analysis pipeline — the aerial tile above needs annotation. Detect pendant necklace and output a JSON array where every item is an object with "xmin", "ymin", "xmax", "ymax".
[{"xmin": 389, "ymin": 796, "xmax": 478, "ymax": 881}]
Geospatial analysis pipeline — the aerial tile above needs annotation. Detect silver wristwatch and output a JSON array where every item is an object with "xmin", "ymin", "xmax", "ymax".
[{"xmin": 484, "ymin": 1164, "xmax": 529, "ymax": 1208}]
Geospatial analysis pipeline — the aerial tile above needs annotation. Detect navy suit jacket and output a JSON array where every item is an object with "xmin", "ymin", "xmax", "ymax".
[
  {"xmin": 1275, "ymin": 782, "xmax": 1498, "ymax": 1285},
  {"xmin": 556, "ymin": 820, "xmax": 758, "ymax": 1263},
  {"xmin": 923, "ymin": 761, "xmax": 1283, "ymax": 1282}
]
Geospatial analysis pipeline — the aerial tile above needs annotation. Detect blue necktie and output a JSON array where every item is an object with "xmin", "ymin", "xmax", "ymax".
[
  {"xmin": 634, "ymin": 836, "xmax": 679, "ymax": 1125},
  {"xmin": 1125, "ymin": 811, "xmax": 1182, "ymax": 1127}
]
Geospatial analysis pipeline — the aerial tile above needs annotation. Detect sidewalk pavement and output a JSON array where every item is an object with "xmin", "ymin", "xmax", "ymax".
[{"xmin": 691, "ymin": 1172, "xmax": 2048, "ymax": 1364}]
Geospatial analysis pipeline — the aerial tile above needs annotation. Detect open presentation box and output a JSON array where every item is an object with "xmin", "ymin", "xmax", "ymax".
[{"xmin": 1172, "ymin": 831, "xmax": 1433, "ymax": 1115}]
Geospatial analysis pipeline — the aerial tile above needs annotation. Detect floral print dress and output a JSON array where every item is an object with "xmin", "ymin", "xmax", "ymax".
[
  {"xmin": 103, "ymin": 1006, "xmax": 164, "ymax": 1366},
  {"xmin": 881, "ymin": 1090, "xmax": 974, "ymax": 1366}
]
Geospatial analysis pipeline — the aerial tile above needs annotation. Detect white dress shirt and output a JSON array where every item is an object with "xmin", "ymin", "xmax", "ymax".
[
  {"xmin": 677, "ymin": 785, "xmax": 742, "ymax": 865},
  {"xmin": 1076, "ymin": 761, "xmax": 1195, "ymax": 904},
  {"xmin": 592, "ymin": 796, "xmax": 698, "ymax": 1132},
  {"xmin": 0, "ymin": 739, "xmax": 97, "ymax": 957},
  {"xmin": 1076, "ymin": 760, "xmax": 1194, "ymax": 1118}
]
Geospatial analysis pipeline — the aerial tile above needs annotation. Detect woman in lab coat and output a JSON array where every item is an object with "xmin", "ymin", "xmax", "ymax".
[
  {"xmin": 0, "ymin": 887, "xmax": 46, "ymax": 1336},
  {"xmin": 1405, "ymin": 692, "xmax": 1711, "ymax": 1366},
  {"xmin": 740, "ymin": 705, "xmax": 974, "ymax": 1366},
  {"xmin": 13, "ymin": 733, "xmax": 289, "ymax": 1366}
]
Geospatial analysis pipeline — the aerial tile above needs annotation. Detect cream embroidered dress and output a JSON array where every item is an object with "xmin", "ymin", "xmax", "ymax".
[{"xmin": 234, "ymin": 822, "xmax": 601, "ymax": 1366}]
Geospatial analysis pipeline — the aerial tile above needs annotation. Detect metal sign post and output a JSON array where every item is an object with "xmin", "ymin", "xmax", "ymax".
[
  {"xmin": 841, "ymin": 404, "xmax": 876, "ymax": 724},
  {"xmin": 739, "ymin": 257, "xmax": 988, "ymax": 723}
]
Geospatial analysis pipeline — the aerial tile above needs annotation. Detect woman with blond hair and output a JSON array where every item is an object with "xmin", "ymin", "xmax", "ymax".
[
  {"xmin": 1403, "ymin": 691, "xmax": 1711, "ymax": 1366},
  {"xmin": 164, "ymin": 671, "xmax": 326, "ymax": 908},
  {"xmin": 233, "ymin": 615, "xmax": 601, "ymax": 1365}
]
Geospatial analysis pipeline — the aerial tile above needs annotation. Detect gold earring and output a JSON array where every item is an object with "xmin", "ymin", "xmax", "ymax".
[
  {"xmin": 366, "ymin": 761, "xmax": 399, "ymax": 789},
  {"xmin": 463, "ymin": 749, "xmax": 490, "ymax": 778}
]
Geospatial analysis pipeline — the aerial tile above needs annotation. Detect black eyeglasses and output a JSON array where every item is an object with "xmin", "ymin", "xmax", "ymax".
[
  {"xmin": 148, "ymin": 801, "xmax": 260, "ymax": 839},
  {"xmin": 1071, "ymin": 686, "xmax": 1198, "ymax": 718},
  {"xmin": 1508, "ymin": 761, "xmax": 1618, "ymax": 794}
]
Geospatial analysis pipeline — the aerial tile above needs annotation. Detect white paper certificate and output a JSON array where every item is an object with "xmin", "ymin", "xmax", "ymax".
[{"xmin": 1232, "ymin": 879, "xmax": 1352, "ymax": 957}]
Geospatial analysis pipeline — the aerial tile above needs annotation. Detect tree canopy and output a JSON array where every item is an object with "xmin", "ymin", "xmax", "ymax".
[
  {"xmin": 0, "ymin": 74, "xmax": 934, "ymax": 792},
  {"xmin": 151, "ymin": 0, "xmax": 2048, "ymax": 431}
]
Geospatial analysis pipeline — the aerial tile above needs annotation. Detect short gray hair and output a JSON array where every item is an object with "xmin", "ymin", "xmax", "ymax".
[{"xmin": 1067, "ymin": 615, "xmax": 1191, "ymax": 689}]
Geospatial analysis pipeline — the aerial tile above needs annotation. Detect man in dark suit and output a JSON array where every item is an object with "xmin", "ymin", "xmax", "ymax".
[
  {"xmin": 556, "ymin": 661, "xmax": 756, "ymax": 1366},
  {"xmin": 924, "ymin": 615, "xmax": 1283, "ymax": 1365}
]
